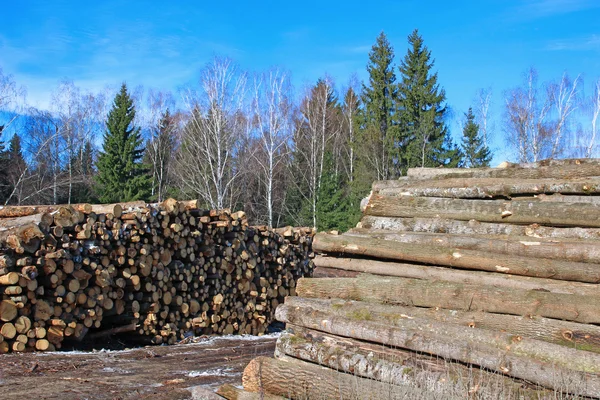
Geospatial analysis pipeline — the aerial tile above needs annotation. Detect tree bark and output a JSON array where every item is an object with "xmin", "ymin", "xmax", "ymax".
[
  {"xmin": 406, "ymin": 158, "xmax": 600, "ymax": 180},
  {"xmin": 217, "ymin": 383, "xmax": 285, "ymax": 400},
  {"xmin": 285, "ymin": 296, "xmax": 600, "ymax": 354},
  {"xmin": 347, "ymin": 229, "xmax": 600, "ymax": 264},
  {"xmin": 275, "ymin": 303, "xmax": 600, "ymax": 397},
  {"xmin": 243, "ymin": 356, "xmax": 429, "ymax": 400},
  {"xmin": 373, "ymin": 177, "xmax": 600, "ymax": 198},
  {"xmin": 313, "ymin": 255, "xmax": 600, "ymax": 296},
  {"xmin": 359, "ymin": 216, "xmax": 600, "ymax": 239},
  {"xmin": 295, "ymin": 274, "xmax": 600, "ymax": 323},
  {"xmin": 365, "ymin": 194, "xmax": 600, "ymax": 228},
  {"xmin": 277, "ymin": 326, "xmax": 551, "ymax": 398},
  {"xmin": 313, "ymin": 233, "xmax": 600, "ymax": 283},
  {"xmin": 0, "ymin": 201, "xmax": 147, "ymax": 219}
]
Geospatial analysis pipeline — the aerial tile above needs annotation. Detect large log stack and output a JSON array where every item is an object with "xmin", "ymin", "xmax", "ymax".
[
  {"xmin": 237, "ymin": 159, "xmax": 600, "ymax": 399},
  {"xmin": 0, "ymin": 199, "xmax": 314, "ymax": 353}
]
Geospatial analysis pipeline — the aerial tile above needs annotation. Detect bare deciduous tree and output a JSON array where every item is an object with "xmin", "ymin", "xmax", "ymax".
[
  {"xmin": 585, "ymin": 78, "xmax": 600, "ymax": 158},
  {"xmin": 177, "ymin": 57, "xmax": 248, "ymax": 209},
  {"xmin": 474, "ymin": 87, "xmax": 493, "ymax": 149},
  {"xmin": 251, "ymin": 68, "xmax": 293, "ymax": 227},
  {"xmin": 293, "ymin": 77, "xmax": 339, "ymax": 228},
  {"xmin": 503, "ymin": 68, "xmax": 580, "ymax": 163}
]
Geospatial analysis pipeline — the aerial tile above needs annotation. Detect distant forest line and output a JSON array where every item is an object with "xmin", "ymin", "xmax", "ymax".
[{"xmin": 0, "ymin": 29, "xmax": 598, "ymax": 231}]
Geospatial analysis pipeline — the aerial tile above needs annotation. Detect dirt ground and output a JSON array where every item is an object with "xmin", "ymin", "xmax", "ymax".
[{"xmin": 0, "ymin": 334, "xmax": 278, "ymax": 400}]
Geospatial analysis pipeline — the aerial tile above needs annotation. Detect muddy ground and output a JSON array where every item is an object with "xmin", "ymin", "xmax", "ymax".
[{"xmin": 0, "ymin": 334, "xmax": 278, "ymax": 400}]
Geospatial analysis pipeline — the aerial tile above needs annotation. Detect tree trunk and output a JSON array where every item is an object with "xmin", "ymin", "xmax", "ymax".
[
  {"xmin": 277, "ymin": 326, "xmax": 551, "ymax": 398},
  {"xmin": 313, "ymin": 233, "xmax": 600, "ymax": 283},
  {"xmin": 346, "ymin": 228, "xmax": 600, "ymax": 264},
  {"xmin": 217, "ymin": 383, "xmax": 285, "ymax": 400},
  {"xmin": 373, "ymin": 177, "xmax": 600, "ymax": 198},
  {"xmin": 313, "ymin": 255, "xmax": 600, "ymax": 296},
  {"xmin": 285, "ymin": 296, "xmax": 600, "ymax": 354},
  {"xmin": 406, "ymin": 158, "xmax": 600, "ymax": 180},
  {"xmin": 243, "ymin": 356, "xmax": 428, "ymax": 400},
  {"xmin": 359, "ymin": 215, "xmax": 600, "ymax": 239},
  {"xmin": 295, "ymin": 274, "xmax": 600, "ymax": 323},
  {"xmin": 365, "ymin": 194, "xmax": 600, "ymax": 228},
  {"xmin": 275, "ymin": 303, "xmax": 600, "ymax": 397}
]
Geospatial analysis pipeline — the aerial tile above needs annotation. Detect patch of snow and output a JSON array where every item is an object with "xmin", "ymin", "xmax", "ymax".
[
  {"xmin": 102, "ymin": 367, "xmax": 132, "ymax": 374},
  {"xmin": 186, "ymin": 367, "xmax": 237, "ymax": 378}
]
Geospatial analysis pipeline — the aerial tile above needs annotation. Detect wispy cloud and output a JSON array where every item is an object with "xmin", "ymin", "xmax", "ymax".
[
  {"xmin": 545, "ymin": 34, "xmax": 600, "ymax": 51},
  {"xmin": 516, "ymin": 0, "xmax": 600, "ymax": 19}
]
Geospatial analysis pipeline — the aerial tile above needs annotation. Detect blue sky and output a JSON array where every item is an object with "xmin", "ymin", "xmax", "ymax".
[{"xmin": 1, "ymin": 0, "xmax": 599, "ymax": 160}]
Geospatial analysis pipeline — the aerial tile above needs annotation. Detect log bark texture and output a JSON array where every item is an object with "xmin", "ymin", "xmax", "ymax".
[
  {"xmin": 284, "ymin": 297, "xmax": 600, "ymax": 354},
  {"xmin": 313, "ymin": 232, "xmax": 600, "ymax": 283},
  {"xmin": 347, "ymin": 228, "xmax": 600, "ymax": 264},
  {"xmin": 278, "ymin": 326, "xmax": 551, "ymax": 398},
  {"xmin": 295, "ymin": 274, "xmax": 600, "ymax": 323},
  {"xmin": 312, "ymin": 255, "xmax": 600, "ymax": 296},
  {"xmin": 365, "ymin": 194, "xmax": 600, "ymax": 227},
  {"xmin": 359, "ymin": 216, "xmax": 600, "ymax": 239},
  {"xmin": 406, "ymin": 159, "xmax": 600, "ymax": 180},
  {"xmin": 275, "ymin": 303, "xmax": 600, "ymax": 397},
  {"xmin": 243, "ymin": 356, "xmax": 429, "ymax": 400}
]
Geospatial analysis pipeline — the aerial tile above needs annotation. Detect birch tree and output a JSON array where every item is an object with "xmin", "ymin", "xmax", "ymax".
[
  {"xmin": 584, "ymin": 78, "xmax": 600, "ymax": 158},
  {"xmin": 177, "ymin": 57, "xmax": 248, "ymax": 209},
  {"xmin": 251, "ymin": 68, "xmax": 293, "ymax": 227},
  {"xmin": 504, "ymin": 69, "xmax": 580, "ymax": 162},
  {"xmin": 474, "ymin": 87, "xmax": 493, "ymax": 149},
  {"xmin": 292, "ymin": 77, "xmax": 339, "ymax": 229}
]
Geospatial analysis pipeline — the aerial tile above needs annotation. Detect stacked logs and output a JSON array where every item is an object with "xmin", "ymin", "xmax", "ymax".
[
  {"xmin": 0, "ymin": 199, "xmax": 314, "ymax": 353},
  {"xmin": 235, "ymin": 159, "xmax": 600, "ymax": 399}
]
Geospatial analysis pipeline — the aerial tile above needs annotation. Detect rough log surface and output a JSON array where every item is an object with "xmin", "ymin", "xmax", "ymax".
[
  {"xmin": 313, "ymin": 232, "xmax": 600, "ymax": 283},
  {"xmin": 347, "ymin": 228, "xmax": 600, "ymax": 263},
  {"xmin": 295, "ymin": 274, "xmax": 600, "ymax": 323},
  {"xmin": 285, "ymin": 297, "xmax": 600, "ymax": 354},
  {"xmin": 243, "ymin": 355, "xmax": 427, "ymax": 400},
  {"xmin": 312, "ymin": 255, "xmax": 600, "ymax": 296},
  {"xmin": 275, "ymin": 303, "xmax": 600, "ymax": 397},
  {"xmin": 406, "ymin": 159, "xmax": 600, "ymax": 180},
  {"xmin": 278, "ymin": 326, "xmax": 551, "ymax": 397},
  {"xmin": 359, "ymin": 216, "xmax": 600, "ymax": 239},
  {"xmin": 365, "ymin": 194, "xmax": 600, "ymax": 227}
]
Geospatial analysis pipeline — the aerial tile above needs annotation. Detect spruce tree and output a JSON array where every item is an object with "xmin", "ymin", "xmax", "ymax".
[
  {"xmin": 95, "ymin": 83, "xmax": 150, "ymax": 203},
  {"xmin": 357, "ymin": 31, "xmax": 398, "ymax": 181},
  {"xmin": 461, "ymin": 107, "xmax": 492, "ymax": 168},
  {"xmin": 317, "ymin": 152, "xmax": 352, "ymax": 232},
  {"xmin": 397, "ymin": 29, "xmax": 460, "ymax": 172}
]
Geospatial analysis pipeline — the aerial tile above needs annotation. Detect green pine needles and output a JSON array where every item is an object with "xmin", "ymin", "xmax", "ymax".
[{"xmin": 95, "ymin": 83, "xmax": 151, "ymax": 203}]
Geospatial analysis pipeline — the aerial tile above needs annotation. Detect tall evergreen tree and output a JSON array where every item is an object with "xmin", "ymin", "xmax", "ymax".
[
  {"xmin": 357, "ymin": 31, "xmax": 398, "ymax": 182},
  {"xmin": 461, "ymin": 107, "xmax": 492, "ymax": 167},
  {"xmin": 6, "ymin": 134, "xmax": 27, "ymax": 205},
  {"xmin": 0, "ymin": 126, "xmax": 10, "ymax": 203},
  {"xmin": 397, "ymin": 29, "xmax": 460, "ymax": 172},
  {"xmin": 95, "ymin": 83, "xmax": 150, "ymax": 203}
]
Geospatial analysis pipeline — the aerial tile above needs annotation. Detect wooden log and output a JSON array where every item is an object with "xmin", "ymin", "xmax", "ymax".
[
  {"xmin": 359, "ymin": 215, "xmax": 600, "ymax": 239},
  {"xmin": 217, "ymin": 383, "xmax": 285, "ymax": 400},
  {"xmin": 296, "ymin": 274, "xmax": 600, "ymax": 323},
  {"xmin": 313, "ymin": 233, "xmax": 600, "ymax": 283},
  {"xmin": 275, "ymin": 303, "xmax": 600, "ymax": 397},
  {"xmin": 285, "ymin": 297, "xmax": 600, "ymax": 354},
  {"xmin": 406, "ymin": 158, "xmax": 600, "ymax": 180},
  {"xmin": 0, "ymin": 272, "xmax": 19, "ymax": 285},
  {"xmin": 313, "ymin": 256, "xmax": 600, "ymax": 296},
  {"xmin": 0, "ymin": 300, "xmax": 17, "ymax": 321},
  {"xmin": 373, "ymin": 177, "xmax": 600, "ymax": 198},
  {"xmin": 348, "ymin": 228, "xmax": 600, "ymax": 264},
  {"xmin": 0, "ymin": 213, "xmax": 53, "ymax": 231},
  {"xmin": 277, "ymin": 326, "xmax": 550, "ymax": 398},
  {"xmin": 365, "ymin": 194, "xmax": 600, "ymax": 227},
  {"xmin": 0, "ymin": 223, "xmax": 45, "ymax": 252},
  {"xmin": 243, "ymin": 356, "xmax": 427, "ymax": 400}
]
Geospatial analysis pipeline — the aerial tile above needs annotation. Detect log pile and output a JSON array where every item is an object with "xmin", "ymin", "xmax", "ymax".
[
  {"xmin": 0, "ymin": 199, "xmax": 314, "ymax": 353},
  {"xmin": 235, "ymin": 159, "xmax": 600, "ymax": 399}
]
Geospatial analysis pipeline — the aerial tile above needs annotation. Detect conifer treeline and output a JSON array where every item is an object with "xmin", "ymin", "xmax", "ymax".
[{"xmin": 0, "ymin": 30, "xmax": 491, "ymax": 231}]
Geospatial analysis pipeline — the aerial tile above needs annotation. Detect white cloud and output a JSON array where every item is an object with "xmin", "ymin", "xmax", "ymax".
[
  {"xmin": 517, "ymin": 0, "xmax": 600, "ymax": 18},
  {"xmin": 545, "ymin": 34, "xmax": 600, "ymax": 51}
]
